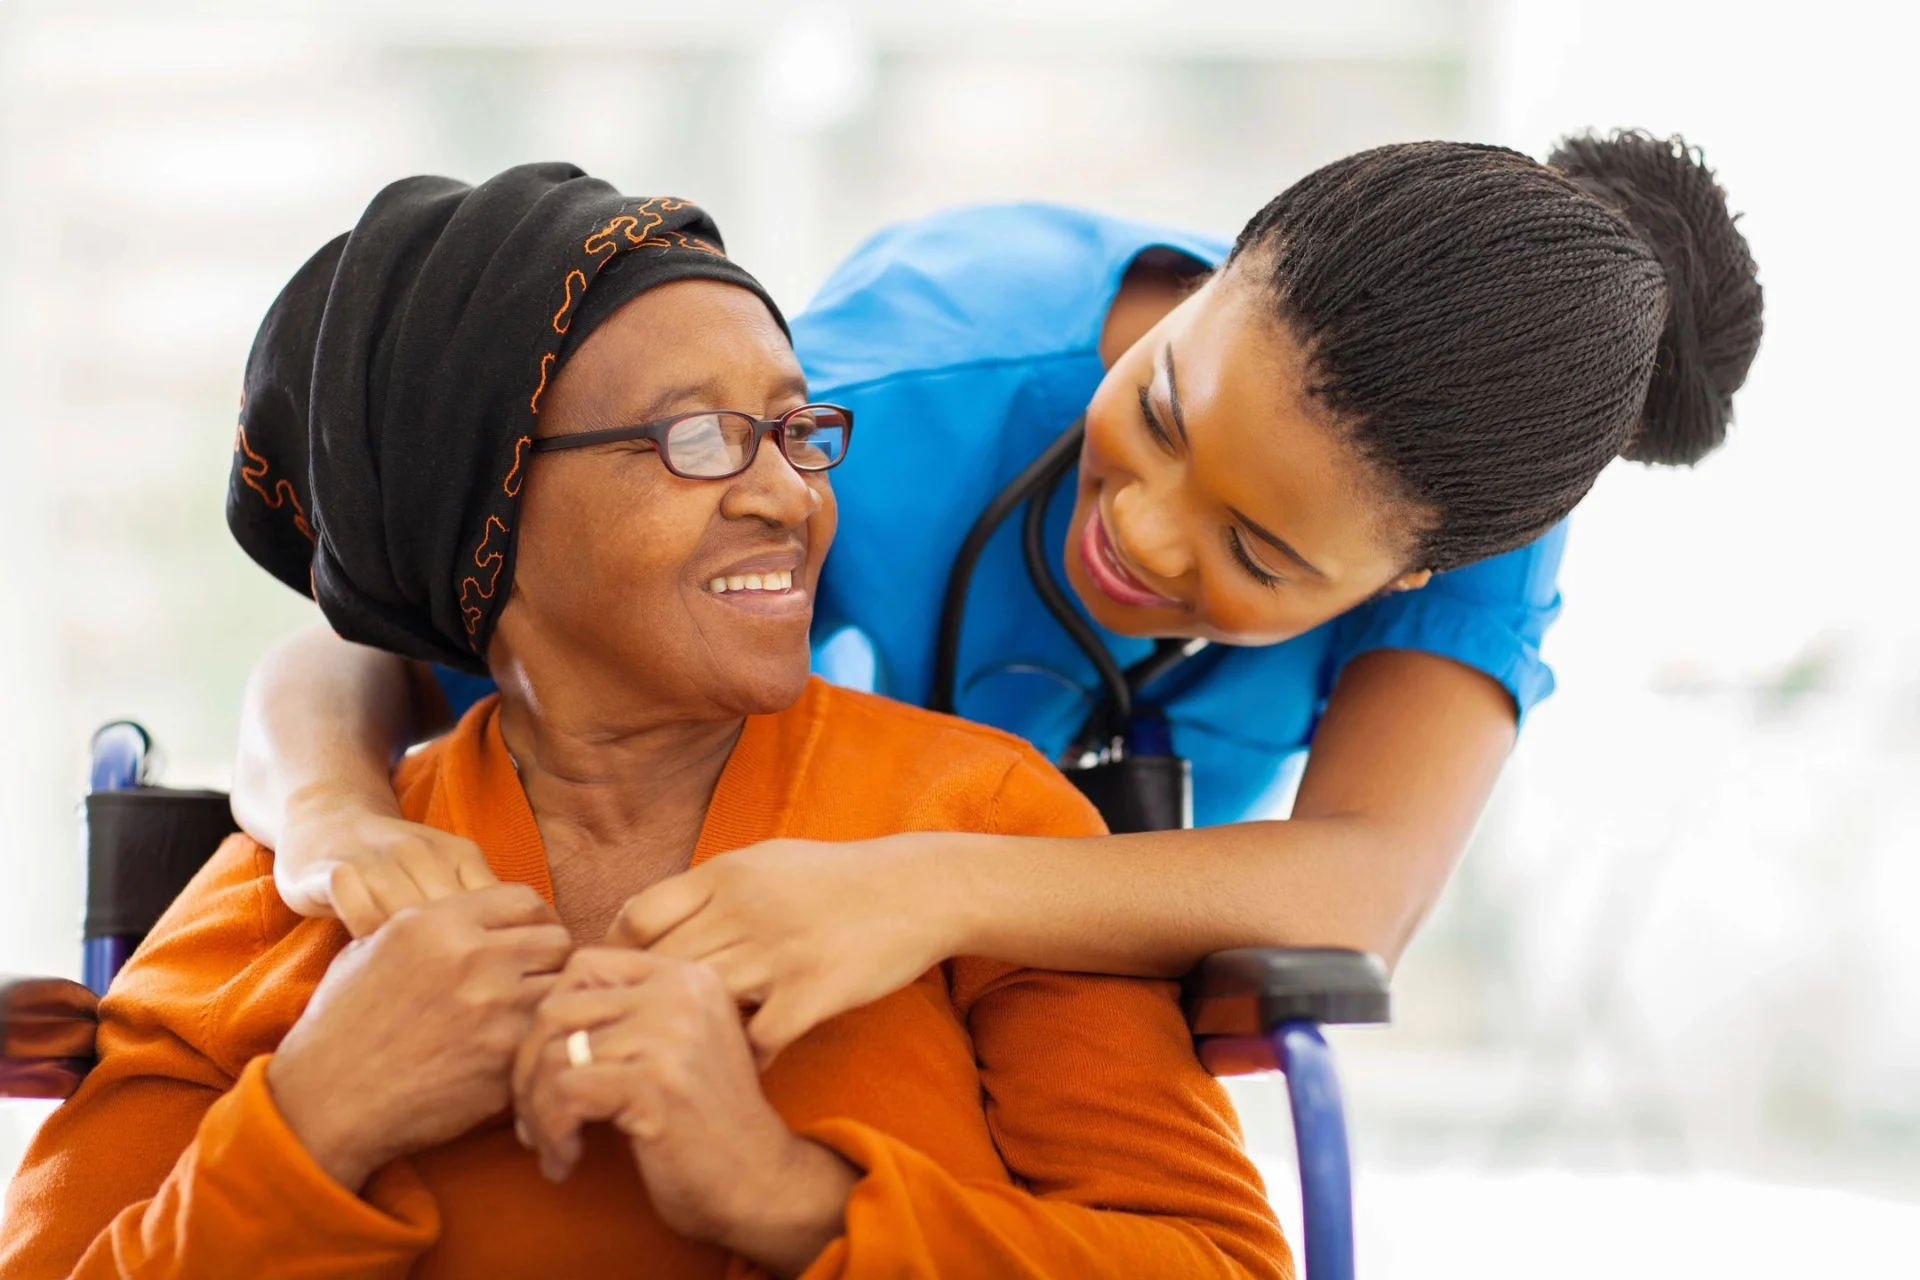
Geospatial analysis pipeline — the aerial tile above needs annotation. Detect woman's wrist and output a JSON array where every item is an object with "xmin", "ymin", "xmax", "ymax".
[
  {"xmin": 716, "ymin": 1132, "xmax": 858, "ymax": 1277},
  {"xmin": 265, "ymin": 1051, "xmax": 385, "ymax": 1194}
]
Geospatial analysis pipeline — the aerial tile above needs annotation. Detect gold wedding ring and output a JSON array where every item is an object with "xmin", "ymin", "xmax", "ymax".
[{"xmin": 566, "ymin": 1028, "xmax": 594, "ymax": 1069}]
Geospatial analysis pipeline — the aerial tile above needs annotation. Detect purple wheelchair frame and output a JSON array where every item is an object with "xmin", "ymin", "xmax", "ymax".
[{"xmin": 3, "ymin": 723, "xmax": 1389, "ymax": 1280}]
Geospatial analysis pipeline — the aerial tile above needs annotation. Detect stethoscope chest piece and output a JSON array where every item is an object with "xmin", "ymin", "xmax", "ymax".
[{"xmin": 1061, "ymin": 733, "xmax": 1194, "ymax": 834}]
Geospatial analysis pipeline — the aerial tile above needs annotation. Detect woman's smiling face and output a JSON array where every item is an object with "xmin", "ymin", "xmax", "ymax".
[
  {"xmin": 494, "ymin": 279, "xmax": 835, "ymax": 722},
  {"xmin": 1069, "ymin": 270, "xmax": 1431, "ymax": 646}
]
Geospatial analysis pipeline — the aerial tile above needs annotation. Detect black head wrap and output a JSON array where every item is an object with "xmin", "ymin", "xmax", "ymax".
[{"xmin": 228, "ymin": 162, "xmax": 785, "ymax": 673}]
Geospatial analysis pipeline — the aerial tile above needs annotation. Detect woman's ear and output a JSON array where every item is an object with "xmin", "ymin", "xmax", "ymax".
[{"xmin": 1388, "ymin": 568, "xmax": 1433, "ymax": 593}]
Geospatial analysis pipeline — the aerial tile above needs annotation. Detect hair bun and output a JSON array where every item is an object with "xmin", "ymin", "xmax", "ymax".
[{"xmin": 1550, "ymin": 130, "xmax": 1764, "ymax": 466}]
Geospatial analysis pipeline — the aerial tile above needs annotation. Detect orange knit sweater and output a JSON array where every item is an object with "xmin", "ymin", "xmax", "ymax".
[{"xmin": 0, "ymin": 679, "xmax": 1290, "ymax": 1278}]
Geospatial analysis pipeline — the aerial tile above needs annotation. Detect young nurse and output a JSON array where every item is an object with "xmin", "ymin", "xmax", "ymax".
[{"xmin": 232, "ymin": 130, "xmax": 1763, "ymax": 1061}]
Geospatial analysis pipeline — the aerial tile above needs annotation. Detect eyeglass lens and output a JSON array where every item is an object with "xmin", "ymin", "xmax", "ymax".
[{"xmin": 663, "ymin": 407, "xmax": 849, "ymax": 477}]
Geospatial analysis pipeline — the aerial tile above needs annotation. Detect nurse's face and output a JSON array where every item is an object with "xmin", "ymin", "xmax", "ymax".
[{"xmin": 1070, "ymin": 270, "xmax": 1432, "ymax": 646}]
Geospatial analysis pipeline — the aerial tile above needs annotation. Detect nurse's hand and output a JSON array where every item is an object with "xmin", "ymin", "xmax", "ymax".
[
  {"xmin": 276, "ymin": 802, "xmax": 499, "ymax": 939},
  {"xmin": 607, "ymin": 836, "xmax": 969, "ymax": 1065}
]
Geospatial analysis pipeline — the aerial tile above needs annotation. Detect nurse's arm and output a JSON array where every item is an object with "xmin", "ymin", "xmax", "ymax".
[
  {"xmin": 231, "ymin": 624, "xmax": 487, "ymax": 936},
  {"xmin": 959, "ymin": 648, "xmax": 1514, "ymax": 974}
]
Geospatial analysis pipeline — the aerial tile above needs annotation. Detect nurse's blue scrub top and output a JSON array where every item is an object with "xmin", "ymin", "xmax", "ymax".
[{"xmin": 435, "ymin": 203, "xmax": 1566, "ymax": 827}]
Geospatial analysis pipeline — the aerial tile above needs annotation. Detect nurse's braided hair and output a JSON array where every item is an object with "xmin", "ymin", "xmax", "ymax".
[{"xmin": 1228, "ymin": 130, "xmax": 1764, "ymax": 572}]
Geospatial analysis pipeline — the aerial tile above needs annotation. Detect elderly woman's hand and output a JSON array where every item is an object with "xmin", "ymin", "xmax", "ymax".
[
  {"xmin": 605, "ymin": 836, "xmax": 970, "ymax": 1066},
  {"xmin": 512, "ymin": 948, "xmax": 857, "ymax": 1277},
  {"xmin": 266, "ymin": 884, "xmax": 572, "ymax": 1192}
]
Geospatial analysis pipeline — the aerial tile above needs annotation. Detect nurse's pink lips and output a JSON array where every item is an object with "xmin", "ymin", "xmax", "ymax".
[{"xmin": 1079, "ymin": 506, "xmax": 1180, "ymax": 610}]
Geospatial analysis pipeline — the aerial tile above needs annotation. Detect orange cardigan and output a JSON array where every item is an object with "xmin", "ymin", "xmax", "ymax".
[{"xmin": 0, "ymin": 679, "xmax": 1291, "ymax": 1279}]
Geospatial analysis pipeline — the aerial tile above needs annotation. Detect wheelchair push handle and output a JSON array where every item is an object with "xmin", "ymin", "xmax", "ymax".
[
  {"xmin": 1185, "ymin": 947, "xmax": 1391, "ymax": 1043},
  {"xmin": 83, "ymin": 721, "xmax": 153, "ymax": 996},
  {"xmin": 1183, "ymin": 946, "xmax": 1389, "ymax": 1280},
  {"xmin": 81, "ymin": 721, "xmax": 238, "ymax": 996},
  {"xmin": 89, "ymin": 721, "xmax": 153, "ymax": 793}
]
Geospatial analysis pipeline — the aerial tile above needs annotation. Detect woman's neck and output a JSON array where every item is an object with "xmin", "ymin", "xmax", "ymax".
[{"xmin": 496, "ymin": 696, "xmax": 744, "ymax": 942}]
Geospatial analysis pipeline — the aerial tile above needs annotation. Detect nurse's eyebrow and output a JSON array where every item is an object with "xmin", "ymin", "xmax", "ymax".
[
  {"xmin": 1161, "ymin": 343, "xmax": 1191, "ymax": 447},
  {"xmin": 1230, "ymin": 507, "xmax": 1326, "ymax": 579}
]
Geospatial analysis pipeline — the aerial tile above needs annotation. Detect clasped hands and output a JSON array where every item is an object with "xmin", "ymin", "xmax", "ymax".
[{"xmin": 265, "ymin": 883, "xmax": 855, "ymax": 1270}]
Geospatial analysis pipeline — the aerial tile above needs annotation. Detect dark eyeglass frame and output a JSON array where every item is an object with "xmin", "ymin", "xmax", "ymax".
[{"xmin": 529, "ymin": 402, "xmax": 855, "ymax": 480}]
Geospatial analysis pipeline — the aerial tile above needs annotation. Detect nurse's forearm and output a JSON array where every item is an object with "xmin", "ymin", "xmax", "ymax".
[
  {"xmin": 952, "ymin": 649, "xmax": 1517, "ymax": 975},
  {"xmin": 948, "ymin": 815, "xmax": 1432, "ymax": 977},
  {"xmin": 230, "ymin": 625, "xmax": 435, "ymax": 848}
]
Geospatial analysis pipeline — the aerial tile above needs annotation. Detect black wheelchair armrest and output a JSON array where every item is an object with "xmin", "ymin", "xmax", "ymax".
[
  {"xmin": 1183, "ymin": 947, "xmax": 1390, "ymax": 1077},
  {"xmin": 0, "ymin": 975, "xmax": 101, "ymax": 1101}
]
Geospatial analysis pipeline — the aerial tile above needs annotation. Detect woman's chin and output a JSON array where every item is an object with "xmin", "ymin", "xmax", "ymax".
[{"xmin": 708, "ymin": 650, "xmax": 816, "ymax": 719}]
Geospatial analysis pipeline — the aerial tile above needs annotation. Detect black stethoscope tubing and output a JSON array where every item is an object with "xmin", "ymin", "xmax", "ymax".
[
  {"xmin": 932, "ymin": 419, "xmax": 1207, "ymax": 750},
  {"xmin": 1021, "ymin": 424, "xmax": 1135, "ymax": 737},
  {"xmin": 932, "ymin": 421, "xmax": 1093, "ymax": 718}
]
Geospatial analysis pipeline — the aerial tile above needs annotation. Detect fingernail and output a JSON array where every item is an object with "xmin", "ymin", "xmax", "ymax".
[{"xmin": 514, "ymin": 1119, "xmax": 532, "ymax": 1148}]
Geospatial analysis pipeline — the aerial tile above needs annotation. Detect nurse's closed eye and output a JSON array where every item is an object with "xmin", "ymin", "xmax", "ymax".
[
  {"xmin": 1226, "ymin": 527, "xmax": 1285, "ymax": 590},
  {"xmin": 1137, "ymin": 385, "xmax": 1177, "ymax": 454}
]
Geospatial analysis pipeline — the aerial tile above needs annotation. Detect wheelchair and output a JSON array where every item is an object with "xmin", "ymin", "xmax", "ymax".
[{"xmin": 1, "ymin": 721, "xmax": 1390, "ymax": 1280}]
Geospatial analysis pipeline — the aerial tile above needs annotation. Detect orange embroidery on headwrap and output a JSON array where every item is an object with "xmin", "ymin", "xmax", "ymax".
[
  {"xmin": 586, "ymin": 212, "xmax": 656, "ymax": 263},
  {"xmin": 583, "ymin": 198, "xmax": 696, "ymax": 261},
  {"xmin": 552, "ymin": 269, "xmax": 589, "ymax": 334},
  {"xmin": 462, "ymin": 196, "xmax": 729, "ymax": 650},
  {"xmin": 235, "ymin": 421, "xmax": 314, "ymax": 542},
  {"xmin": 631, "ymin": 230, "xmax": 723, "ymax": 257},
  {"xmin": 503, "ymin": 436, "xmax": 532, "ymax": 497},
  {"xmin": 457, "ymin": 515, "xmax": 511, "ymax": 635},
  {"xmin": 530, "ymin": 352, "xmax": 556, "ymax": 413}
]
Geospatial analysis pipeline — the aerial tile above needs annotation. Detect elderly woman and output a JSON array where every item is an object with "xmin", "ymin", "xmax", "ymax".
[{"xmin": 0, "ymin": 166, "xmax": 1288, "ymax": 1279}]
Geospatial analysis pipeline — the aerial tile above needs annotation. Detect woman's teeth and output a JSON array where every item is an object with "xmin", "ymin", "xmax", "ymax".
[{"xmin": 706, "ymin": 570, "xmax": 794, "ymax": 594}]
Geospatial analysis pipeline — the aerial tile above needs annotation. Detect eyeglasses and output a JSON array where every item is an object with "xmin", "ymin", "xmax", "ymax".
[{"xmin": 529, "ymin": 403, "xmax": 854, "ymax": 480}]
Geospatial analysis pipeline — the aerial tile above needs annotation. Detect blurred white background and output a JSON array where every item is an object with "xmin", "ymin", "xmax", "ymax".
[{"xmin": 1, "ymin": 0, "xmax": 1915, "ymax": 1274}]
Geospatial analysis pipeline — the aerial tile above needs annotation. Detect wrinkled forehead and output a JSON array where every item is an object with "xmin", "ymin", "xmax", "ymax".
[{"xmin": 544, "ymin": 280, "xmax": 805, "ymax": 433}]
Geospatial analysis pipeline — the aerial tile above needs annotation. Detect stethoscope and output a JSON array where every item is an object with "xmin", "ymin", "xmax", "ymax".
[{"xmin": 930, "ymin": 419, "xmax": 1212, "ymax": 833}]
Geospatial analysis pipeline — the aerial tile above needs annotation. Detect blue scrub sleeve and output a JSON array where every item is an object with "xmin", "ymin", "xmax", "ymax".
[
  {"xmin": 429, "ymin": 665, "xmax": 499, "ymax": 721},
  {"xmin": 1326, "ymin": 521, "xmax": 1568, "ymax": 725}
]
